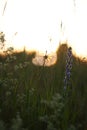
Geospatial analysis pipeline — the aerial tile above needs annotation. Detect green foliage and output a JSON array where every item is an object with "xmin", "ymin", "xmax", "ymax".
[
  {"xmin": 40, "ymin": 93, "xmax": 65, "ymax": 130},
  {"xmin": 0, "ymin": 120, "xmax": 6, "ymax": 130},
  {"xmin": 10, "ymin": 113, "xmax": 28, "ymax": 130},
  {"xmin": 0, "ymin": 43, "xmax": 87, "ymax": 130}
]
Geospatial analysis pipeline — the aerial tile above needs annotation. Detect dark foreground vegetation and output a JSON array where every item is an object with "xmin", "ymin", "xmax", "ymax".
[{"xmin": 0, "ymin": 43, "xmax": 87, "ymax": 130}]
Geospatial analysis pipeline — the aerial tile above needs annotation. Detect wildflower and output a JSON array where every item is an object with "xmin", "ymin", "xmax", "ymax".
[
  {"xmin": 14, "ymin": 65, "xmax": 19, "ymax": 70},
  {"xmin": 19, "ymin": 63, "xmax": 23, "ymax": 69},
  {"xmin": 23, "ymin": 61, "xmax": 30, "ymax": 67},
  {"xmin": 64, "ymin": 47, "xmax": 73, "ymax": 90}
]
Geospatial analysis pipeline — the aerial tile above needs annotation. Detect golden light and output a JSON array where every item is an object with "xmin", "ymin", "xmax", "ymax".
[{"xmin": 0, "ymin": 0, "xmax": 87, "ymax": 60}]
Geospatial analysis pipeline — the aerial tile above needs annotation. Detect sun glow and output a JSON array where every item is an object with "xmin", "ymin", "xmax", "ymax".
[{"xmin": 0, "ymin": 0, "xmax": 87, "ymax": 58}]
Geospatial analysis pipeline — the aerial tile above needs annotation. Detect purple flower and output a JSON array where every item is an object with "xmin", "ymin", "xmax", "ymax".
[{"xmin": 64, "ymin": 47, "xmax": 73, "ymax": 90}]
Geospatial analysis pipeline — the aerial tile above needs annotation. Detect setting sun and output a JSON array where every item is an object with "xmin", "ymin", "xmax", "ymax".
[{"xmin": 0, "ymin": 0, "xmax": 87, "ymax": 57}]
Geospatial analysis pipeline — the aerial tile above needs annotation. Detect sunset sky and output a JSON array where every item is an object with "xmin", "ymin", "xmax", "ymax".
[{"xmin": 0, "ymin": 0, "xmax": 87, "ymax": 57}]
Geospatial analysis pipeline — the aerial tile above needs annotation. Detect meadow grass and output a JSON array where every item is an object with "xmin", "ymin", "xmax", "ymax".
[{"xmin": 0, "ymin": 43, "xmax": 87, "ymax": 130}]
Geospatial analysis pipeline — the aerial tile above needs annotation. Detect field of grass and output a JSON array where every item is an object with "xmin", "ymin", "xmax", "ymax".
[{"xmin": 0, "ymin": 43, "xmax": 87, "ymax": 130}]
